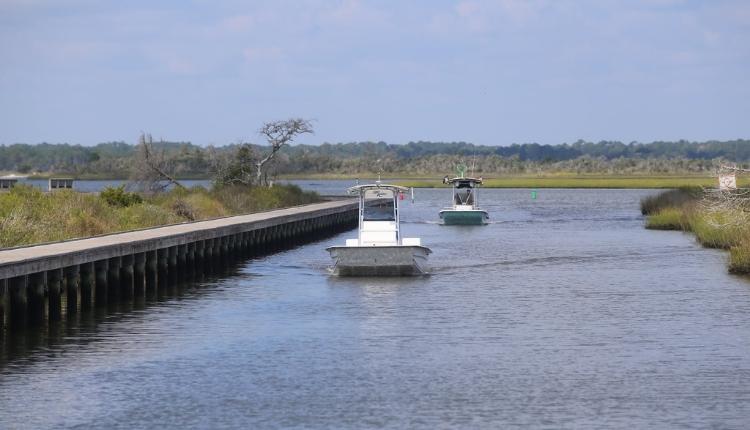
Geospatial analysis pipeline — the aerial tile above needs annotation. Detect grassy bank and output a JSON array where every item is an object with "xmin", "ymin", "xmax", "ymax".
[
  {"xmin": 641, "ymin": 188, "xmax": 750, "ymax": 274},
  {"xmin": 0, "ymin": 184, "xmax": 320, "ymax": 248},
  {"xmin": 397, "ymin": 175, "xmax": 749, "ymax": 189}
]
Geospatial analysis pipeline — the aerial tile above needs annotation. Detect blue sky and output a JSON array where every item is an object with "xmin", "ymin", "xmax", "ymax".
[{"xmin": 1, "ymin": 0, "xmax": 748, "ymax": 146}]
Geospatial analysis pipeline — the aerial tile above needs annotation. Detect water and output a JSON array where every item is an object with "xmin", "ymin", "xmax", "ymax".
[
  {"xmin": 18, "ymin": 178, "xmax": 381, "ymax": 195},
  {"xmin": 2, "ymin": 188, "xmax": 750, "ymax": 429},
  {"xmin": 18, "ymin": 178, "xmax": 354, "ymax": 193},
  {"xmin": 20, "ymin": 179, "xmax": 212, "ymax": 192}
]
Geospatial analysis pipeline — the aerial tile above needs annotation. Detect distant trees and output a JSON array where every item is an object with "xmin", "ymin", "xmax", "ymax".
[{"xmin": 1, "ymin": 138, "xmax": 749, "ymax": 178}]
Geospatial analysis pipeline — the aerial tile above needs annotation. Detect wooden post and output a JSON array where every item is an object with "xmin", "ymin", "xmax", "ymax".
[
  {"xmin": 157, "ymin": 248, "xmax": 169, "ymax": 286},
  {"xmin": 8, "ymin": 276, "xmax": 28, "ymax": 329},
  {"xmin": 95, "ymin": 259, "xmax": 109, "ymax": 306},
  {"xmin": 47, "ymin": 268, "xmax": 63, "ymax": 323},
  {"xmin": 80, "ymin": 262, "xmax": 95, "ymax": 310},
  {"xmin": 168, "ymin": 246, "xmax": 178, "ymax": 284},
  {"xmin": 134, "ymin": 252, "xmax": 146, "ymax": 297},
  {"xmin": 27, "ymin": 272, "xmax": 46, "ymax": 325},
  {"xmin": 107, "ymin": 256, "xmax": 122, "ymax": 300},
  {"xmin": 204, "ymin": 239, "xmax": 214, "ymax": 271},
  {"xmin": 195, "ymin": 240, "xmax": 206, "ymax": 278},
  {"xmin": 64, "ymin": 265, "xmax": 81, "ymax": 315},
  {"xmin": 177, "ymin": 244, "xmax": 187, "ymax": 280},
  {"xmin": 0, "ymin": 278, "xmax": 7, "ymax": 330},
  {"xmin": 146, "ymin": 250, "xmax": 158, "ymax": 294},
  {"xmin": 120, "ymin": 254, "xmax": 135, "ymax": 299},
  {"xmin": 221, "ymin": 236, "xmax": 229, "ymax": 258}
]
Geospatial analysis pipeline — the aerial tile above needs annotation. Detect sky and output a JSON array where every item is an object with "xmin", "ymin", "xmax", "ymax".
[{"xmin": 0, "ymin": 0, "xmax": 748, "ymax": 146}]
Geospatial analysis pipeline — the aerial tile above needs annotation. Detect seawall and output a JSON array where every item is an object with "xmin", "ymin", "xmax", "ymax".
[{"xmin": 0, "ymin": 199, "xmax": 358, "ymax": 332}]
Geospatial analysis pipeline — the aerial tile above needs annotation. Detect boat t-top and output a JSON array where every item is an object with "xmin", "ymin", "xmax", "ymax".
[
  {"xmin": 326, "ymin": 181, "xmax": 431, "ymax": 276},
  {"xmin": 439, "ymin": 170, "xmax": 489, "ymax": 225}
]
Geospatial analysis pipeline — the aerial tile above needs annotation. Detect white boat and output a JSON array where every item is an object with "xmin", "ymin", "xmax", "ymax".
[
  {"xmin": 326, "ymin": 182, "xmax": 431, "ymax": 276},
  {"xmin": 438, "ymin": 175, "xmax": 489, "ymax": 225}
]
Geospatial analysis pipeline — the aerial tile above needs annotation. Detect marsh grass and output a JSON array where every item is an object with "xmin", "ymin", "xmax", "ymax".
[
  {"xmin": 730, "ymin": 241, "xmax": 750, "ymax": 274},
  {"xmin": 645, "ymin": 207, "xmax": 687, "ymax": 230},
  {"xmin": 397, "ymin": 176, "xmax": 750, "ymax": 189},
  {"xmin": 641, "ymin": 188, "xmax": 750, "ymax": 274},
  {"xmin": 0, "ymin": 184, "xmax": 320, "ymax": 248},
  {"xmin": 640, "ymin": 187, "xmax": 702, "ymax": 215}
]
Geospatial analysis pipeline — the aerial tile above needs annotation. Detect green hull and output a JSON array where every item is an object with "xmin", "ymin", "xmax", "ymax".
[{"xmin": 439, "ymin": 209, "xmax": 488, "ymax": 225}]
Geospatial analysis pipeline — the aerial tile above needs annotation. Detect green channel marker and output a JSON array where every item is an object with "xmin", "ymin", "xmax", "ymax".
[{"xmin": 531, "ymin": 189, "xmax": 537, "ymax": 199}]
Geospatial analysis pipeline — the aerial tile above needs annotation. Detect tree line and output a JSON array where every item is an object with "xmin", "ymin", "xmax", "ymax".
[{"xmin": 1, "ymin": 138, "xmax": 748, "ymax": 178}]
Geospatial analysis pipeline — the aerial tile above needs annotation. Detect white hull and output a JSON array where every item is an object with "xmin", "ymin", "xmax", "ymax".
[{"xmin": 327, "ymin": 245, "xmax": 431, "ymax": 276}]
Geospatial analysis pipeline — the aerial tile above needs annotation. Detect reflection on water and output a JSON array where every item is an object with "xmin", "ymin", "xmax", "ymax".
[{"xmin": 2, "ymin": 188, "xmax": 750, "ymax": 429}]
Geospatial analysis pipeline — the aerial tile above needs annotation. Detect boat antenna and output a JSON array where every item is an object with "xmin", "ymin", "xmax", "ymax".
[
  {"xmin": 471, "ymin": 150, "xmax": 477, "ymax": 177},
  {"xmin": 376, "ymin": 159, "xmax": 382, "ymax": 184}
]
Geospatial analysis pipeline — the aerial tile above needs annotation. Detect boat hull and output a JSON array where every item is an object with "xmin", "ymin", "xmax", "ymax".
[
  {"xmin": 439, "ymin": 209, "xmax": 489, "ymax": 225},
  {"xmin": 326, "ymin": 245, "xmax": 431, "ymax": 276}
]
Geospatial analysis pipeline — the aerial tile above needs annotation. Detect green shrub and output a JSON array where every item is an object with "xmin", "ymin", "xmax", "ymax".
[{"xmin": 100, "ymin": 185, "xmax": 143, "ymax": 207}]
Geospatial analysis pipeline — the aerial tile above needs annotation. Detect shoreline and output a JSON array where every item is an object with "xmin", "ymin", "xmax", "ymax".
[{"xmin": 7, "ymin": 174, "xmax": 741, "ymax": 189}]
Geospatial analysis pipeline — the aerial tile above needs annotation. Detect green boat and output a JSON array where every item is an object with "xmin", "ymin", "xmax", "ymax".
[{"xmin": 439, "ymin": 175, "xmax": 489, "ymax": 225}]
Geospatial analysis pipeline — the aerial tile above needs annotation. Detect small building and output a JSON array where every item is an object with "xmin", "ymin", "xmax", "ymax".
[
  {"xmin": 0, "ymin": 178, "xmax": 18, "ymax": 191},
  {"xmin": 49, "ymin": 178, "xmax": 75, "ymax": 191}
]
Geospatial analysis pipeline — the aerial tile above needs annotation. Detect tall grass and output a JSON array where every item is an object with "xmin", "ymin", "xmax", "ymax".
[
  {"xmin": 644, "ymin": 207, "xmax": 687, "ymax": 230},
  {"xmin": 641, "ymin": 188, "xmax": 750, "ymax": 274},
  {"xmin": 398, "ymin": 176, "xmax": 750, "ymax": 189},
  {"xmin": 730, "ymin": 240, "xmax": 750, "ymax": 274},
  {"xmin": 640, "ymin": 187, "xmax": 702, "ymax": 215},
  {"xmin": 0, "ymin": 184, "xmax": 320, "ymax": 248}
]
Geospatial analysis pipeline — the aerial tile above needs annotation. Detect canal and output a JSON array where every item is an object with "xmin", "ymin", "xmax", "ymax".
[{"xmin": 1, "ymin": 188, "xmax": 749, "ymax": 428}]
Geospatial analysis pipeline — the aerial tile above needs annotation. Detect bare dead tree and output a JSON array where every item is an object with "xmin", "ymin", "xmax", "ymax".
[
  {"xmin": 699, "ymin": 163, "xmax": 750, "ymax": 226},
  {"xmin": 131, "ymin": 132, "xmax": 184, "ymax": 192},
  {"xmin": 256, "ymin": 118, "xmax": 313, "ymax": 186}
]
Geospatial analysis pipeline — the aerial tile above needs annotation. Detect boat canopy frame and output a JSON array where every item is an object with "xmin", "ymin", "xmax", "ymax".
[
  {"xmin": 442, "ymin": 176, "xmax": 483, "ymax": 186},
  {"xmin": 442, "ymin": 176, "xmax": 483, "ymax": 208},
  {"xmin": 347, "ymin": 182, "xmax": 411, "ymax": 246}
]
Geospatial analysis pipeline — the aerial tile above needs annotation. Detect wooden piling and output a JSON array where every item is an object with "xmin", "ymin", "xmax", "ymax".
[
  {"xmin": 177, "ymin": 244, "xmax": 187, "ymax": 278},
  {"xmin": 107, "ymin": 256, "xmax": 122, "ymax": 300},
  {"xmin": 157, "ymin": 248, "xmax": 169, "ymax": 284},
  {"xmin": 1, "ymin": 278, "xmax": 8, "ymax": 330},
  {"xmin": 120, "ymin": 254, "xmax": 135, "ymax": 299},
  {"xmin": 64, "ymin": 265, "xmax": 81, "ymax": 315},
  {"xmin": 47, "ymin": 268, "xmax": 63, "ymax": 323},
  {"xmin": 80, "ymin": 262, "xmax": 95, "ymax": 310},
  {"xmin": 146, "ymin": 250, "xmax": 158, "ymax": 294},
  {"xmin": 8, "ymin": 276, "xmax": 28, "ymax": 328},
  {"xmin": 134, "ymin": 252, "xmax": 146, "ymax": 297},
  {"xmin": 27, "ymin": 272, "xmax": 46, "ymax": 324},
  {"xmin": 95, "ymin": 259, "xmax": 109, "ymax": 306}
]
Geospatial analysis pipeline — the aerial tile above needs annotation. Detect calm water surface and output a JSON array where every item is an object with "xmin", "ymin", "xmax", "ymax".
[
  {"xmin": 1, "ymin": 188, "xmax": 749, "ymax": 429},
  {"xmin": 20, "ymin": 178, "xmax": 355, "ymax": 193}
]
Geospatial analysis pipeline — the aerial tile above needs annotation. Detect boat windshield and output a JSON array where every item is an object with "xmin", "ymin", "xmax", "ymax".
[
  {"xmin": 363, "ymin": 198, "xmax": 395, "ymax": 221},
  {"xmin": 454, "ymin": 188, "xmax": 474, "ymax": 205}
]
